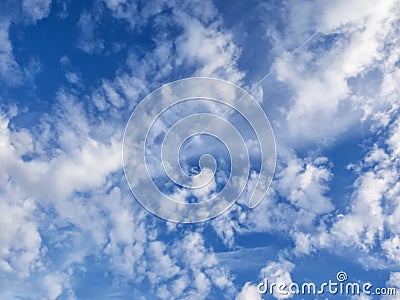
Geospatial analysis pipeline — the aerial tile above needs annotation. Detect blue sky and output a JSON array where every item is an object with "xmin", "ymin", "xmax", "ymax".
[{"xmin": 0, "ymin": 0, "xmax": 400, "ymax": 299}]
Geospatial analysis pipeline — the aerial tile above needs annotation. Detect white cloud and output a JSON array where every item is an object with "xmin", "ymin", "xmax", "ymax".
[
  {"xmin": 102, "ymin": 0, "xmax": 244, "ymax": 84},
  {"xmin": 175, "ymin": 15, "xmax": 244, "ymax": 82},
  {"xmin": 266, "ymin": 0, "xmax": 400, "ymax": 146},
  {"xmin": 0, "ymin": 21, "xmax": 23, "ymax": 86},
  {"xmin": 276, "ymin": 154, "xmax": 333, "ymax": 215},
  {"xmin": 330, "ymin": 169, "xmax": 387, "ymax": 250},
  {"xmin": 101, "ymin": 80, "xmax": 125, "ymax": 108},
  {"xmin": 0, "ymin": 89, "xmax": 122, "ymax": 296},
  {"xmin": 236, "ymin": 282, "xmax": 261, "ymax": 300},
  {"xmin": 386, "ymin": 272, "xmax": 400, "ymax": 288},
  {"xmin": 102, "ymin": 0, "xmax": 138, "ymax": 23},
  {"xmin": 22, "ymin": 0, "xmax": 52, "ymax": 22},
  {"xmin": 327, "ymin": 107, "xmax": 400, "ymax": 260},
  {"xmin": 65, "ymin": 72, "xmax": 81, "ymax": 85},
  {"xmin": 211, "ymin": 150, "xmax": 334, "ymax": 252},
  {"xmin": 42, "ymin": 273, "xmax": 63, "ymax": 300},
  {"xmin": 77, "ymin": 11, "xmax": 104, "ymax": 54},
  {"xmin": 0, "ymin": 115, "xmax": 42, "ymax": 278},
  {"xmin": 259, "ymin": 259, "xmax": 294, "ymax": 299},
  {"xmin": 382, "ymin": 236, "xmax": 400, "ymax": 264},
  {"xmin": 384, "ymin": 272, "xmax": 400, "ymax": 300}
]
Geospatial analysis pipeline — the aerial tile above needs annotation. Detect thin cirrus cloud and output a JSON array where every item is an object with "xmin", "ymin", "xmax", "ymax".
[{"xmin": 0, "ymin": 0, "xmax": 399, "ymax": 299}]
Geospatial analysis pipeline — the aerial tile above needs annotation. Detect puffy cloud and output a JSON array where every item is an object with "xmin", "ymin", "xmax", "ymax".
[
  {"xmin": 113, "ymin": 231, "xmax": 234, "ymax": 299},
  {"xmin": 236, "ymin": 282, "xmax": 261, "ymax": 300},
  {"xmin": 327, "ymin": 107, "xmax": 400, "ymax": 263},
  {"xmin": 0, "ymin": 190, "xmax": 41, "ymax": 277},
  {"xmin": 266, "ymin": 0, "xmax": 400, "ymax": 146},
  {"xmin": 276, "ymin": 154, "xmax": 333, "ymax": 215},
  {"xmin": 386, "ymin": 272, "xmax": 400, "ymax": 288},
  {"xmin": 102, "ymin": 0, "xmax": 244, "ymax": 83},
  {"xmin": 382, "ymin": 236, "xmax": 400, "ymax": 265},
  {"xmin": 211, "ymin": 151, "xmax": 333, "ymax": 251},
  {"xmin": 42, "ymin": 273, "xmax": 64, "ymax": 300},
  {"xmin": 0, "ymin": 115, "xmax": 42, "ymax": 278},
  {"xmin": 22, "ymin": 0, "xmax": 52, "ymax": 22},
  {"xmin": 330, "ymin": 168, "xmax": 388, "ymax": 250},
  {"xmin": 174, "ymin": 15, "xmax": 244, "ymax": 82},
  {"xmin": 0, "ymin": 87, "xmax": 123, "ymax": 296},
  {"xmin": 384, "ymin": 272, "xmax": 400, "ymax": 300},
  {"xmin": 259, "ymin": 259, "xmax": 295, "ymax": 299}
]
